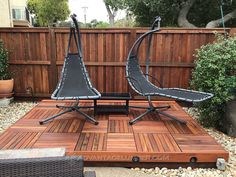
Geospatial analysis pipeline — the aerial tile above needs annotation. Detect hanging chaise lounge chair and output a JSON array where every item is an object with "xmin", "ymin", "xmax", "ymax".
[
  {"xmin": 39, "ymin": 14, "xmax": 100, "ymax": 125},
  {"xmin": 126, "ymin": 17, "xmax": 213, "ymax": 125}
]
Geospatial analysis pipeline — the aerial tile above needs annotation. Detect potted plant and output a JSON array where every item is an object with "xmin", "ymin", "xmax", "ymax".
[{"xmin": 0, "ymin": 39, "xmax": 14, "ymax": 97}]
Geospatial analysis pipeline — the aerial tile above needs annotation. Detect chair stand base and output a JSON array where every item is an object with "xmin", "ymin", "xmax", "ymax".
[
  {"xmin": 129, "ymin": 105, "xmax": 186, "ymax": 125},
  {"xmin": 39, "ymin": 104, "xmax": 98, "ymax": 125}
]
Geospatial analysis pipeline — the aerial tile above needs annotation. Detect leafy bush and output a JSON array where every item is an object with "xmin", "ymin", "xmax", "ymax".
[
  {"xmin": 191, "ymin": 34, "xmax": 236, "ymax": 131},
  {"xmin": 0, "ymin": 40, "xmax": 10, "ymax": 80}
]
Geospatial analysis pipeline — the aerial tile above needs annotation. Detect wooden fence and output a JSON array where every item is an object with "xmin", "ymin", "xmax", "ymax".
[{"xmin": 0, "ymin": 27, "xmax": 230, "ymax": 97}]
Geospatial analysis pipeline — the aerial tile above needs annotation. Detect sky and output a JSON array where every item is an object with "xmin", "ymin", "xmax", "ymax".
[{"xmin": 68, "ymin": 0, "xmax": 125, "ymax": 23}]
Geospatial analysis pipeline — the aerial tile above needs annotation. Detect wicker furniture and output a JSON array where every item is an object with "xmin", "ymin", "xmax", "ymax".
[{"xmin": 0, "ymin": 156, "xmax": 96, "ymax": 177}]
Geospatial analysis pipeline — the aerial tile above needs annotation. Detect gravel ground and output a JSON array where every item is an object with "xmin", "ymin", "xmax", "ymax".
[
  {"xmin": 0, "ymin": 102, "xmax": 236, "ymax": 177},
  {"xmin": 0, "ymin": 101, "xmax": 36, "ymax": 133}
]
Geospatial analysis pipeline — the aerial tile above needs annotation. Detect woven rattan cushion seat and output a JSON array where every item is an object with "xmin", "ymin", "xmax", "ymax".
[{"xmin": 0, "ymin": 156, "xmax": 95, "ymax": 177}]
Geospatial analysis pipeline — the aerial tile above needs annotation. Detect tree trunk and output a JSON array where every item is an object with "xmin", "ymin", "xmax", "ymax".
[
  {"xmin": 178, "ymin": 0, "xmax": 197, "ymax": 28},
  {"xmin": 109, "ymin": 15, "xmax": 115, "ymax": 27},
  {"xmin": 206, "ymin": 9, "xmax": 236, "ymax": 28},
  {"xmin": 105, "ymin": 3, "xmax": 115, "ymax": 27}
]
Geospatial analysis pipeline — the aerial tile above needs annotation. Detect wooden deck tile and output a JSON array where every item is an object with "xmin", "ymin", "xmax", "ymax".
[
  {"xmin": 164, "ymin": 120, "xmax": 207, "ymax": 134},
  {"xmin": 24, "ymin": 108, "xmax": 60, "ymax": 120},
  {"xmin": 134, "ymin": 133, "xmax": 181, "ymax": 152},
  {"xmin": 0, "ymin": 100, "xmax": 229, "ymax": 167},
  {"xmin": 82, "ymin": 120, "xmax": 108, "ymax": 133},
  {"xmin": 173, "ymin": 134, "xmax": 225, "ymax": 152},
  {"xmin": 107, "ymin": 133, "xmax": 136, "ymax": 151},
  {"xmin": 132, "ymin": 121, "xmax": 169, "ymax": 133},
  {"xmin": 36, "ymin": 100, "xmax": 93, "ymax": 108},
  {"xmin": 33, "ymin": 133, "xmax": 80, "ymax": 151},
  {"xmin": 108, "ymin": 116, "xmax": 132, "ymax": 133},
  {"xmin": 152, "ymin": 101, "xmax": 180, "ymax": 111},
  {"xmin": 9, "ymin": 119, "xmax": 47, "ymax": 132},
  {"xmin": 159, "ymin": 110, "xmax": 192, "ymax": 121},
  {"xmin": 96, "ymin": 115, "xmax": 109, "ymax": 121},
  {"xmin": 45, "ymin": 119, "xmax": 84, "ymax": 133},
  {"xmin": 75, "ymin": 133, "xmax": 107, "ymax": 151},
  {"xmin": 37, "ymin": 101, "xmax": 66, "ymax": 107},
  {"xmin": 0, "ymin": 131, "xmax": 41, "ymax": 150},
  {"xmin": 130, "ymin": 110, "xmax": 158, "ymax": 121}
]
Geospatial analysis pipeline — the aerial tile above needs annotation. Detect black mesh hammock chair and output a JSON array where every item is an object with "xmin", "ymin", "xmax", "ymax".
[
  {"xmin": 126, "ymin": 17, "xmax": 213, "ymax": 125},
  {"xmin": 39, "ymin": 14, "xmax": 100, "ymax": 125}
]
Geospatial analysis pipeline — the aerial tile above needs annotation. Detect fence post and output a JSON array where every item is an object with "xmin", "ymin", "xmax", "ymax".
[
  {"xmin": 49, "ymin": 28, "xmax": 57, "ymax": 93},
  {"xmin": 229, "ymin": 28, "xmax": 236, "ymax": 37},
  {"xmin": 129, "ymin": 29, "xmax": 137, "ymax": 49}
]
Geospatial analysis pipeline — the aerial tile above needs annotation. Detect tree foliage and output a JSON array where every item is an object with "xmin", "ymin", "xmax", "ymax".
[
  {"xmin": 27, "ymin": 0, "xmax": 70, "ymax": 27},
  {"xmin": 105, "ymin": 0, "xmax": 236, "ymax": 27},
  {"xmin": 191, "ymin": 34, "xmax": 236, "ymax": 130},
  {"xmin": 124, "ymin": 0, "xmax": 181, "ymax": 26},
  {"xmin": 115, "ymin": 16, "xmax": 135, "ymax": 27},
  {"xmin": 103, "ymin": 0, "xmax": 125, "ymax": 27},
  {"xmin": 0, "ymin": 40, "xmax": 10, "ymax": 80},
  {"xmin": 104, "ymin": 0, "xmax": 125, "ymax": 11},
  {"xmin": 88, "ymin": 19, "xmax": 110, "ymax": 28}
]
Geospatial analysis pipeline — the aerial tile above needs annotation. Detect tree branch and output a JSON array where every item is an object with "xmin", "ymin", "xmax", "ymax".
[
  {"xmin": 206, "ymin": 8, "xmax": 236, "ymax": 28},
  {"xmin": 105, "ymin": 3, "xmax": 115, "ymax": 27},
  {"xmin": 105, "ymin": 3, "xmax": 113, "ymax": 17},
  {"xmin": 178, "ymin": 0, "xmax": 197, "ymax": 28}
]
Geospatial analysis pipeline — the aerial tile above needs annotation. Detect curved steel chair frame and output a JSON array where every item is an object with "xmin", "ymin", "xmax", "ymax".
[
  {"xmin": 39, "ymin": 14, "xmax": 100, "ymax": 125},
  {"xmin": 126, "ymin": 17, "xmax": 213, "ymax": 125}
]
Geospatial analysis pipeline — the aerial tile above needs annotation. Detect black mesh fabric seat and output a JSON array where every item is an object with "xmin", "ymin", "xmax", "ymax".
[
  {"xmin": 52, "ymin": 54, "xmax": 99, "ymax": 99},
  {"xmin": 39, "ymin": 14, "xmax": 100, "ymax": 125},
  {"xmin": 128, "ymin": 58, "xmax": 212, "ymax": 102},
  {"xmin": 126, "ymin": 17, "xmax": 213, "ymax": 125}
]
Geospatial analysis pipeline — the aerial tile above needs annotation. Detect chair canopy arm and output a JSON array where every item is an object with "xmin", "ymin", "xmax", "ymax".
[
  {"xmin": 128, "ymin": 29, "xmax": 160, "ymax": 58},
  {"xmin": 151, "ymin": 16, "xmax": 161, "ymax": 30},
  {"xmin": 146, "ymin": 16, "xmax": 161, "ymax": 77},
  {"xmin": 70, "ymin": 14, "xmax": 83, "ymax": 58},
  {"xmin": 129, "ymin": 17, "xmax": 161, "ymax": 58}
]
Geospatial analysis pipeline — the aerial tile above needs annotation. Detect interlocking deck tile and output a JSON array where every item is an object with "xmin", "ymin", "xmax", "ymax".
[
  {"xmin": 82, "ymin": 120, "xmax": 108, "ymax": 133},
  {"xmin": 33, "ymin": 133, "xmax": 80, "ymax": 151},
  {"xmin": 107, "ymin": 133, "xmax": 136, "ymax": 152},
  {"xmin": 132, "ymin": 121, "xmax": 169, "ymax": 133},
  {"xmin": 173, "ymin": 134, "xmax": 225, "ymax": 152},
  {"xmin": 75, "ymin": 133, "xmax": 107, "ymax": 151},
  {"xmin": 134, "ymin": 133, "xmax": 181, "ymax": 152},
  {"xmin": 108, "ymin": 116, "xmax": 132, "ymax": 133},
  {"xmin": 0, "ymin": 100, "xmax": 228, "ymax": 166},
  {"xmin": 0, "ymin": 131, "xmax": 41, "ymax": 150}
]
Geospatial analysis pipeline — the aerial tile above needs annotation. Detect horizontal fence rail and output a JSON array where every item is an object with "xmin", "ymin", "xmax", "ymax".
[{"xmin": 0, "ymin": 27, "xmax": 230, "ymax": 98}]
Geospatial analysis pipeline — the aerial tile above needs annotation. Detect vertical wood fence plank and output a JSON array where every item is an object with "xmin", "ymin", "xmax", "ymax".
[
  {"xmin": 49, "ymin": 28, "xmax": 57, "ymax": 93},
  {"xmin": 0, "ymin": 28, "xmax": 229, "ymax": 97}
]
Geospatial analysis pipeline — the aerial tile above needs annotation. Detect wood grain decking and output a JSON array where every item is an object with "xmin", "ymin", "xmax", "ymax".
[{"xmin": 0, "ymin": 100, "xmax": 229, "ymax": 168}]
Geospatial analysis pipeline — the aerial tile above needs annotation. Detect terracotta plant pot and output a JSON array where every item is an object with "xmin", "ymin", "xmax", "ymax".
[{"xmin": 0, "ymin": 79, "xmax": 14, "ymax": 94}]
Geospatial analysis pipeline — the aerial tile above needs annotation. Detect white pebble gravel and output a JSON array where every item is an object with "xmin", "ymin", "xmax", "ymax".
[
  {"xmin": 0, "ymin": 101, "xmax": 36, "ymax": 133},
  {"xmin": 0, "ymin": 102, "xmax": 235, "ymax": 176}
]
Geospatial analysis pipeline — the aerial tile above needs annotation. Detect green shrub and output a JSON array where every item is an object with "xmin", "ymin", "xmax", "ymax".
[
  {"xmin": 191, "ymin": 34, "xmax": 236, "ymax": 131},
  {"xmin": 0, "ymin": 40, "xmax": 10, "ymax": 80}
]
